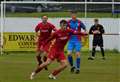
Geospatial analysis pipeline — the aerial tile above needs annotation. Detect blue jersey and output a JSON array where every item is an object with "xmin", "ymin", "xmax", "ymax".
[{"xmin": 68, "ymin": 19, "xmax": 86, "ymax": 42}]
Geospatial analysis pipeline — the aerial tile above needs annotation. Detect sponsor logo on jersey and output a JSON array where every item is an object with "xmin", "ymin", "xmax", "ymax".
[
  {"xmin": 41, "ymin": 30, "xmax": 49, "ymax": 32},
  {"xmin": 59, "ymin": 36, "xmax": 68, "ymax": 40}
]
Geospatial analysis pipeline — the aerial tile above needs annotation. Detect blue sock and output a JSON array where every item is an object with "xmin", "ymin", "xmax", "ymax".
[
  {"xmin": 68, "ymin": 55, "xmax": 73, "ymax": 67},
  {"xmin": 76, "ymin": 57, "xmax": 80, "ymax": 70}
]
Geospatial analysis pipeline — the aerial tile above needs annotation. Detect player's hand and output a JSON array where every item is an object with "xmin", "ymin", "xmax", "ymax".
[
  {"xmin": 82, "ymin": 32, "xmax": 88, "ymax": 39},
  {"xmin": 74, "ymin": 30, "xmax": 77, "ymax": 33},
  {"xmin": 84, "ymin": 31, "xmax": 88, "ymax": 35},
  {"xmin": 93, "ymin": 30, "xmax": 100, "ymax": 34},
  {"xmin": 96, "ymin": 30, "xmax": 100, "ymax": 34},
  {"xmin": 81, "ymin": 31, "xmax": 88, "ymax": 35},
  {"xmin": 92, "ymin": 30, "xmax": 97, "ymax": 34}
]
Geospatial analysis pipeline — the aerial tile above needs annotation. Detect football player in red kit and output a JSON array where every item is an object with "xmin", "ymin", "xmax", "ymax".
[
  {"xmin": 30, "ymin": 20, "xmax": 87, "ymax": 80},
  {"xmin": 35, "ymin": 15, "xmax": 57, "ymax": 70}
]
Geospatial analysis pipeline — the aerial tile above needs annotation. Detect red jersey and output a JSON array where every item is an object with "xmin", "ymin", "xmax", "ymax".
[
  {"xmin": 46, "ymin": 29, "xmax": 87, "ymax": 61},
  {"xmin": 46, "ymin": 29, "xmax": 72, "ymax": 61},
  {"xmin": 46, "ymin": 28, "xmax": 87, "ymax": 51},
  {"xmin": 47, "ymin": 29, "xmax": 74, "ymax": 51},
  {"xmin": 35, "ymin": 22, "xmax": 56, "ymax": 52},
  {"xmin": 35, "ymin": 22, "xmax": 56, "ymax": 41}
]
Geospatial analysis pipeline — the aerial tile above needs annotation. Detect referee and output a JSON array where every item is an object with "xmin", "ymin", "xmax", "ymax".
[{"xmin": 88, "ymin": 19, "xmax": 105, "ymax": 60}]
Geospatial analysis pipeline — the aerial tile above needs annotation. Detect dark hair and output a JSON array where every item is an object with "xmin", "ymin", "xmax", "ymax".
[
  {"xmin": 94, "ymin": 19, "xmax": 99, "ymax": 22},
  {"xmin": 60, "ymin": 20, "xmax": 67, "ymax": 24}
]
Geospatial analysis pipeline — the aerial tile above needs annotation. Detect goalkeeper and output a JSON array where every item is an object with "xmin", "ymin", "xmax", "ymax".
[{"xmin": 88, "ymin": 19, "xmax": 105, "ymax": 60}]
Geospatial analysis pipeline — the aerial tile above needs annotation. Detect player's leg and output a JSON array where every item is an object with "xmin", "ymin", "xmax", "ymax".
[
  {"xmin": 30, "ymin": 58, "xmax": 52, "ymax": 80},
  {"xmin": 49, "ymin": 53, "xmax": 68, "ymax": 79},
  {"xmin": 88, "ymin": 40, "xmax": 97, "ymax": 60},
  {"xmin": 42, "ymin": 52, "xmax": 48, "ymax": 70},
  {"xmin": 36, "ymin": 42, "xmax": 44, "ymax": 65},
  {"xmin": 43, "ymin": 56, "xmax": 48, "ymax": 70},
  {"xmin": 100, "ymin": 47, "xmax": 105, "ymax": 60},
  {"xmin": 42, "ymin": 42, "xmax": 50, "ymax": 63},
  {"xmin": 92, "ymin": 40, "xmax": 97, "ymax": 58},
  {"xmin": 98, "ymin": 40, "xmax": 105, "ymax": 60},
  {"xmin": 92, "ymin": 46, "xmax": 96, "ymax": 58},
  {"xmin": 42, "ymin": 40, "xmax": 53, "ymax": 70},
  {"xmin": 43, "ymin": 52, "xmax": 47, "ymax": 62},
  {"xmin": 36, "ymin": 50, "xmax": 43, "ymax": 65},
  {"xmin": 35, "ymin": 58, "xmax": 52, "ymax": 73},
  {"xmin": 74, "ymin": 41, "xmax": 81, "ymax": 74},
  {"xmin": 49, "ymin": 60, "xmax": 67, "ymax": 79},
  {"xmin": 37, "ymin": 41, "xmax": 49, "ymax": 70},
  {"xmin": 67, "ymin": 41, "xmax": 75, "ymax": 72},
  {"xmin": 88, "ymin": 46, "xmax": 96, "ymax": 60}
]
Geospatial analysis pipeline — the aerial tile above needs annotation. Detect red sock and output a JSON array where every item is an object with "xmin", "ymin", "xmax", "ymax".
[
  {"xmin": 35, "ymin": 66, "xmax": 44, "ymax": 73},
  {"xmin": 52, "ymin": 70, "xmax": 61, "ymax": 76}
]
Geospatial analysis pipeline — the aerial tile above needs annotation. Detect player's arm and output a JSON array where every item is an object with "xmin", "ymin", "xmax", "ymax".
[
  {"xmin": 35, "ymin": 24, "xmax": 40, "ymax": 43},
  {"xmin": 35, "ymin": 31, "xmax": 40, "ymax": 43},
  {"xmin": 80, "ymin": 21, "xmax": 87, "ymax": 32},
  {"xmin": 44, "ymin": 32, "xmax": 57, "ymax": 45},
  {"xmin": 67, "ymin": 21, "xmax": 71, "ymax": 29},
  {"xmin": 89, "ymin": 26, "xmax": 100, "ymax": 34},
  {"xmin": 92, "ymin": 25, "xmax": 105, "ymax": 34},
  {"xmin": 79, "ymin": 21, "xmax": 88, "ymax": 40},
  {"xmin": 89, "ymin": 26, "xmax": 94, "ymax": 34},
  {"xmin": 50, "ymin": 23, "xmax": 57, "ymax": 31},
  {"xmin": 99, "ymin": 25, "xmax": 105, "ymax": 34},
  {"xmin": 75, "ymin": 31, "xmax": 88, "ymax": 36},
  {"xmin": 68, "ymin": 29, "xmax": 87, "ymax": 36}
]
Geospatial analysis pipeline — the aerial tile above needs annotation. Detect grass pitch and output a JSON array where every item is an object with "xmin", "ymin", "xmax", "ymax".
[
  {"xmin": 6, "ymin": 12, "xmax": 120, "ymax": 18},
  {"xmin": 0, "ymin": 51, "xmax": 120, "ymax": 82}
]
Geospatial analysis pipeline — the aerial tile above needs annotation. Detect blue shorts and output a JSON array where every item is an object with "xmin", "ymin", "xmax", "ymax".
[{"xmin": 67, "ymin": 40, "xmax": 82, "ymax": 52}]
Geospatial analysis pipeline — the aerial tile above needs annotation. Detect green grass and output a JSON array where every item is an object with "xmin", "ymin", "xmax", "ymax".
[
  {"xmin": 0, "ymin": 51, "xmax": 120, "ymax": 82},
  {"xmin": 6, "ymin": 12, "xmax": 120, "ymax": 18}
]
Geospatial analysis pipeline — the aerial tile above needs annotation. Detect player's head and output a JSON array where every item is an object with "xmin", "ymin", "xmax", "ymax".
[
  {"xmin": 60, "ymin": 20, "xmax": 68, "ymax": 30},
  {"xmin": 41, "ymin": 15, "xmax": 48, "ymax": 23},
  {"xmin": 70, "ymin": 10, "xmax": 77, "ymax": 21},
  {"xmin": 94, "ymin": 19, "xmax": 99, "ymax": 25}
]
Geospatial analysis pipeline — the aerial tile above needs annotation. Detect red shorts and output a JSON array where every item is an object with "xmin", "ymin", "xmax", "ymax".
[
  {"xmin": 48, "ymin": 48, "xmax": 66, "ymax": 61},
  {"xmin": 36, "ymin": 41, "xmax": 43, "ymax": 51},
  {"xmin": 42, "ymin": 42, "xmax": 51, "ymax": 53},
  {"xmin": 36, "ymin": 40, "xmax": 48, "ymax": 52},
  {"xmin": 36, "ymin": 40, "xmax": 52, "ymax": 53},
  {"xmin": 36, "ymin": 39, "xmax": 56, "ymax": 53},
  {"xmin": 41, "ymin": 39, "xmax": 56, "ymax": 53}
]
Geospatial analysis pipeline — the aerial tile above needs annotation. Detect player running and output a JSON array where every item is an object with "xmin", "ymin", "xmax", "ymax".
[
  {"xmin": 67, "ymin": 11, "xmax": 86, "ymax": 74},
  {"xmin": 30, "ymin": 20, "xmax": 87, "ymax": 80},
  {"xmin": 35, "ymin": 15, "xmax": 57, "ymax": 70}
]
